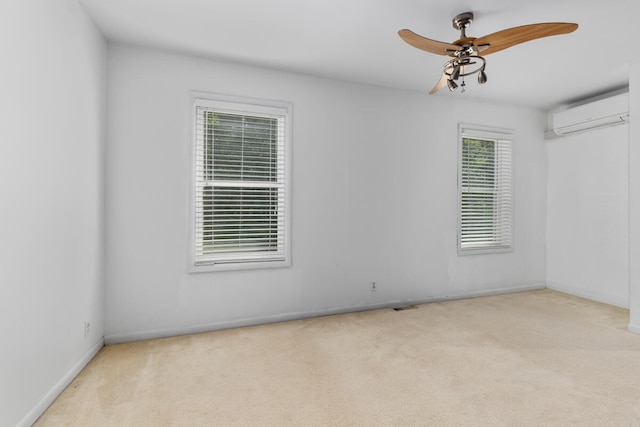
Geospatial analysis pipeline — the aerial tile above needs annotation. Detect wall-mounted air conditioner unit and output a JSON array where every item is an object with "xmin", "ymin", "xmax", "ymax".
[{"xmin": 552, "ymin": 92, "xmax": 629, "ymax": 136}]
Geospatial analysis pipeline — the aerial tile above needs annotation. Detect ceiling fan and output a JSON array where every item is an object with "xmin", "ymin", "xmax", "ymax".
[{"xmin": 398, "ymin": 12, "xmax": 578, "ymax": 94}]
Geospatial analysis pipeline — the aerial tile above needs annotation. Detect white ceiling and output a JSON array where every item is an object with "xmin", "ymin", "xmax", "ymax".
[{"xmin": 80, "ymin": 0, "xmax": 634, "ymax": 110}]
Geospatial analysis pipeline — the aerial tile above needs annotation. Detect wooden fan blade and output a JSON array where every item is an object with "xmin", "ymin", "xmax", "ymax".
[
  {"xmin": 474, "ymin": 23, "xmax": 578, "ymax": 56},
  {"xmin": 398, "ymin": 29, "xmax": 462, "ymax": 56},
  {"xmin": 429, "ymin": 73, "xmax": 449, "ymax": 94}
]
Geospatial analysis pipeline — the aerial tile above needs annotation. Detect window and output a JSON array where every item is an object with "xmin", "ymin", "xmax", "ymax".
[
  {"xmin": 192, "ymin": 96, "xmax": 291, "ymax": 271},
  {"xmin": 458, "ymin": 125, "xmax": 513, "ymax": 254}
]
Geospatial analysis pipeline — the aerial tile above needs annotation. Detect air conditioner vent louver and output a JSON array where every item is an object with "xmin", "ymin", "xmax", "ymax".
[{"xmin": 552, "ymin": 93, "xmax": 629, "ymax": 136}]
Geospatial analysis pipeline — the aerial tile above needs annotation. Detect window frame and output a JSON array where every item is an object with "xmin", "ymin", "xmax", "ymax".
[
  {"xmin": 189, "ymin": 94, "xmax": 292, "ymax": 272},
  {"xmin": 457, "ymin": 124, "xmax": 514, "ymax": 255}
]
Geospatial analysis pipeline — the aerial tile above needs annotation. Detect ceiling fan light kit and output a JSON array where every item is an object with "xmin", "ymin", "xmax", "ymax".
[{"xmin": 398, "ymin": 12, "xmax": 578, "ymax": 95}]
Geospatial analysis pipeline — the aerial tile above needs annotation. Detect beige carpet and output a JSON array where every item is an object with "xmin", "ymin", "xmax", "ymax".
[{"xmin": 35, "ymin": 290, "xmax": 640, "ymax": 426}]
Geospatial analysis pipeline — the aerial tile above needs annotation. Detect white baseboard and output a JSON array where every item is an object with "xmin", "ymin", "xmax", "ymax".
[
  {"xmin": 546, "ymin": 282, "xmax": 629, "ymax": 309},
  {"xmin": 629, "ymin": 323, "xmax": 640, "ymax": 335},
  {"xmin": 18, "ymin": 339, "xmax": 104, "ymax": 427},
  {"xmin": 105, "ymin": 283, "xmax": 546, "ymax": 344}
]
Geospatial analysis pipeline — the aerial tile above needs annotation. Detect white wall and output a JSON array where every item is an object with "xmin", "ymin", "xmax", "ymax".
[
  {"xmin": 0, "ymin": 1, "xmax": 106, "ymax": 426},
  {"xmin": 630, "ymin": 61, "xmax": 640, "ymax": 332},
  {"xmin": 546, "ymin": 124, "xmax": 630, "ymax": 308},
  {"xmin": 105, "ymin": 45, "xmax": 547, "ymax": 342}
]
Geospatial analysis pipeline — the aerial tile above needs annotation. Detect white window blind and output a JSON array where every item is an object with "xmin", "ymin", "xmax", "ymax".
[
  {"xmin": 458, "ymin": 126, "xmax": 513, "ymax": 253},
  {"xmin": 193, "ymin": 98, "xmax": 289, "ymax": 268}
]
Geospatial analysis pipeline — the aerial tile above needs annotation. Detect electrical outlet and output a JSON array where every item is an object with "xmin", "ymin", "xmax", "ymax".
[
  {"xmin": 370, "ymin": 281, "xmax": 377, "ymax": 292},
  {"xmin": 84, "ymin": 321, "xmax": 90, "ymax": 339}
]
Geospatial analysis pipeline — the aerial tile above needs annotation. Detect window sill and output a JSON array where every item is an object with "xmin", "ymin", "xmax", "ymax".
[
  {"xmin": 189, "ymin": 258, "xmax": 291, "ymax": 273},
  {"xmin": 458, "ymin": 246, "xmax": 513, "ymax": 256}
]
